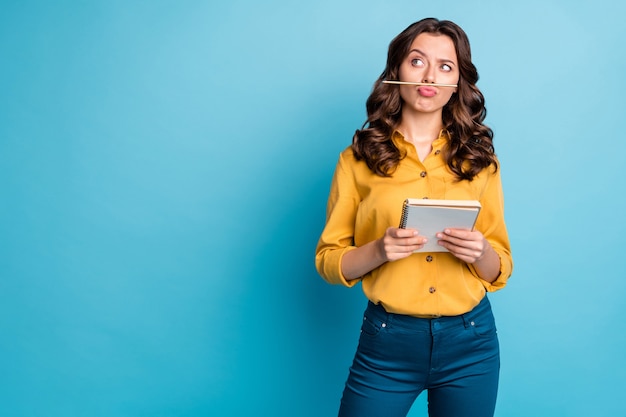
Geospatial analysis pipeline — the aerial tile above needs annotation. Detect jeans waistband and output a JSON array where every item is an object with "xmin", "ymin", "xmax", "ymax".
[{"xmin": 365, "ymin": 296, "xmax": 492, "ymax": 332}]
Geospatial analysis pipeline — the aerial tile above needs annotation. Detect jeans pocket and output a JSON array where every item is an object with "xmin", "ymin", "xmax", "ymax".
[
  {"xmin": 469, "ymin": 314, "xmax": 497, "ymax": 338},
  {"xmin": 360, "ymin": 314, "xmax": 382, "ymax": 338}
]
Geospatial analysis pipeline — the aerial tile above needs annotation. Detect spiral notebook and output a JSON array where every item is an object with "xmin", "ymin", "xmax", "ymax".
[{"xmin": 399, "ymin": 199, "xmax": 481, "ymax": 252}]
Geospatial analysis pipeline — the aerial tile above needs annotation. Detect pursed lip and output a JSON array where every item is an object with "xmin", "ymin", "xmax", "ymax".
[{"xmin": 417, "ymin": 86, "xmax": 437, "ymax": 97}]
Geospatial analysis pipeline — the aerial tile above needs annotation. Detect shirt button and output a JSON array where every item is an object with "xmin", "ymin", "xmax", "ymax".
[
  {"xmin": 420, "ymin": 171, "xmax": 427, "ymax": 178},
  {"xmin": 426, "ymin": 255, "xmax": 433, "ymax": 262},
  {"xmin": 429, "ymin": 287, "xmax": 436, "ymax": 293}
]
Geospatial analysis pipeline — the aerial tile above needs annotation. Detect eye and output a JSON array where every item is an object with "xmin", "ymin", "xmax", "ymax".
[
  {"xmin": 411, "ymin": 58, "xmax": 425, "ymax": 67},
  {"xmin": 441, "ymin": 64, "xmax": 452, "ymax": 72}
]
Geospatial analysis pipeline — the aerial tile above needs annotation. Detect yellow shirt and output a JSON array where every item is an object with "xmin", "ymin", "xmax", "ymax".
[{"xmin": 315, "ymin": 131, "xmax": 513, "ymax": 317}]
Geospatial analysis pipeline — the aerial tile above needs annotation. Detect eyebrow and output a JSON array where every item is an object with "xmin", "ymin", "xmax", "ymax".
[{"xmin": 409, "ymin": 48, "xmax": 457, "ymax": 65}]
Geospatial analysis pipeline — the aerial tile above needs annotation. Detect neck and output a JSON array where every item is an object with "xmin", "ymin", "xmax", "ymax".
[{"xmin": 397, "ymin": 109, "xmax": 443, "ymax": 145}]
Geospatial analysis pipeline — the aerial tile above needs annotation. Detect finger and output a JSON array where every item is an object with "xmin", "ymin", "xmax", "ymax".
[
  {"xmin": 438, "ymin": 235, "xmax": 472, "ymax": 249},
  {"xmin": 384, "ymin": 239, "xmax": 427, "ymax": 254},
  {"xmin": 385, "ymin": 243, "xmax": 426, "ymax": 260},
  {"xmin": 441, "ymin": 228, "xmax": 474, "ymax": 240},
  {"xmin": 438, "ymin": 240, "xmax": 483, "ymax": 262},
  {"xmin": 387, "ymin": 235, "xmax": 428, "ymax": 248},
  {"xmin": 389, "ymin": 227, "xmax": 419, "ymax": 238},
  {"xmin": 438, "ymin": 230, "xmax": 483, "ymax": 247}
]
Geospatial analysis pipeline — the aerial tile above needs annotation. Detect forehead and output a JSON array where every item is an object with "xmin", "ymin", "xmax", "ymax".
[{"xmin": 408, "ymin": 33, "xmax": 457, "ymax": 61}]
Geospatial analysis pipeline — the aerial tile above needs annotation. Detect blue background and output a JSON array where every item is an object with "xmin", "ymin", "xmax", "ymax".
[{"xmin": 1, "ymin": 1, "xmax": 625, "ymax": 416}]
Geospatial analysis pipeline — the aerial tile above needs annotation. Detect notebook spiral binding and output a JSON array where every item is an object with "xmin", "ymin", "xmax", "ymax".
[{"xmin": 399, "ymin": 200, "xmax": 410, "ymax": 228}]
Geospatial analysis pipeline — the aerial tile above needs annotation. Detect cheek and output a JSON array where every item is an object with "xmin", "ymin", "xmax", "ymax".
[
  {"xmin": 397, "ymin": 66, "xmax": 408, "ymax": 80},
  {"xmin": 398, "ymin": 63, "xmax": 422, "ymax": 81},
  {"xmin": 440, "ymin": 90, "xmax": 456, "ymax": 105},
  {"xmin": 398, "ymin": 86, "xmax": 412, "ymax": 103}
]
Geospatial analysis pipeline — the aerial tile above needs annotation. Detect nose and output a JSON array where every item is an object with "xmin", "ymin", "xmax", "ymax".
[{"xmin": 422, "ymin": 63, "xmax": 435, "ymax": 84}]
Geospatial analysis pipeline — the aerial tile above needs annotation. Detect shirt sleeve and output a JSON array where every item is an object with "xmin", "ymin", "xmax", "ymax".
[
  {"xmin": 470, "ymin": 164, "xmax": 514, "ymax": 291},
  {"xmin": 315, "ymin": 151, "xmax": 361, "ymax": 287}
]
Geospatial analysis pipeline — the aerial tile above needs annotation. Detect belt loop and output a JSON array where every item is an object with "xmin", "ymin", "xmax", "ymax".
[
  {"xmin": 461, "ymin": 310, "xmax": 471, "ymax": 329},
  {"xmin": 385, "ymin": 310, "xmax": 394, "ymax": 326}
]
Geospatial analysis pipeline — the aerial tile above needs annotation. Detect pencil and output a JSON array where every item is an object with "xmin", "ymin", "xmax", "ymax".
[{"xmin": 382, "ymin": 80, "xmax": 458, "ymax": 88}]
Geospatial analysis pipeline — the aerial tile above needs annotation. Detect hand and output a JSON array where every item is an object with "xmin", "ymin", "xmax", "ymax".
[
  {"xmin": 378, "ymin": 227, "xmax": 427, "ymax": 262},
  {"xmin": 436, "ymin": 228, "xmax": 488, "ymax": 264}
]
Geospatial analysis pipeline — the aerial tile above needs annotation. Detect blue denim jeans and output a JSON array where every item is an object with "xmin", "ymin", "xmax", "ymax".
[{"xmin": 338, "ymin": 296, "xmax": 500, "ymax": 417}]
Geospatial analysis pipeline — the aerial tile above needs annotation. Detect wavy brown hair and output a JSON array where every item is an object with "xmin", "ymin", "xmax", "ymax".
[{"xmin": 352, "ymin": 18, "xmax": 497, "ymax": 181}]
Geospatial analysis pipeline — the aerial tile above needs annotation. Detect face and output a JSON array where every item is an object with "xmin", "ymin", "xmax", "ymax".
[{"xmin": 397, "ymin": 33, "xmax": 459, "ymax": 115}]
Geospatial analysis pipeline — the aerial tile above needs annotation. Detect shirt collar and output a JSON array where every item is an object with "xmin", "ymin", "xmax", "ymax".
[{"xmin": 392, "ymin": 129, "xmax": 450, "ymax": 149}]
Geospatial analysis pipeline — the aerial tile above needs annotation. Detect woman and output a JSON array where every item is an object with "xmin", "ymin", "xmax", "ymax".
[{"xmin": 315, "ymin": 18, "xmax": 513, "ymax": 417}]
